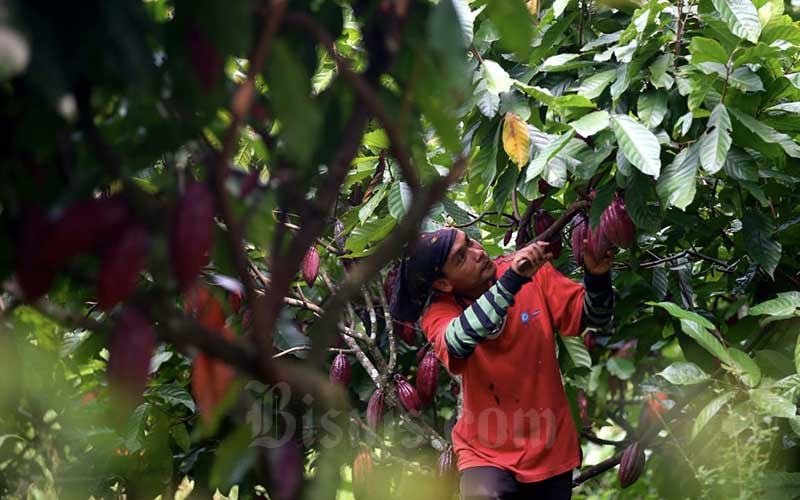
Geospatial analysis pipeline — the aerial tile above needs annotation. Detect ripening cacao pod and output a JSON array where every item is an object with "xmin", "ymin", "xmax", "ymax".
[
  {"xmin": 571, "ymin": 213, "xmax": 588, "ymax": 267},
  {"xmin": 330, "ymin": 353, "xmax": 351, "ymax": 386},
  {"xmin": 383, "ymin": 264, "xmax": 399, "ymax": 301},
  {"xmin": 192, "ymin": 325, "xmax": 236, "ymax": 423},
  {"xmin": 396, "ymin": 321, "xmax": 416, "ymax": 345},
  {"xmin": 416, "ymin": 351, "xmax": 439, "ymax": 407},
  {"xmin": 600, "ymin": 196, "xmax": 635, "ymax": 248},
  {"xmin": 268, "ymin": 439, "xmax": 304, "ymax": 500},
  {"xmin": 583, "ymin": 331, "xmax": 596, "ymax": 351},
  {"xmin": 97, "ymin": 224, "xmax": 149, "ymax": 310},
  {"xmin": 41, "ymin": 196, "xmax": 130, "ymax": 269},
  {"xmin": 184, "ymin": 285, "xmax": 226, "ymax": 332},
  {"xmin": 639, "ymin": 391, "xmax": 669, "ymax": 428},
  {"xmin": 107, "ymin": 307, "xmax": 156, "ymax": 400},
  {"xmin": 170, "ymin": 182, "xmax": 215, "ymax": 291},
  {"xmin": 302, "ymin": 246, "xmax": 320, "ymax": 287},
  {"xmin": 437, "ymin": 447, "xmax": 456, "ymax": 478},
  {"xmin": 533, "ymin": 209, "xmax": 563, "ymax": 258},
  {"xmin": 353, "ymin": 447, "xmax": 374, "ymax": 500},
  {"xmin": 577, "ymin": 389, "xmax": 590, "ymax": 427},
  {"xmin": 586, "ymin": 224, "xmax": 611, "ymax": 263},
  {"xmin": 15, "ymin": 208, "xmax": 57, "ymax": 301},
  {"xmin": 394, "ymin": 374, "xmax": 421, "ymax": 416},
  {"xmin": 187, "ymin": 24, "xmax": 223, "ymax": 92},
  {"xmin": 366, "ymin": 388, "xmax": 385, "ymax": 430},
  {"xmin": 415, "ymin": 342, "xmax": 430, "ymax": 363},
  {"xmin": 618, "ymin": 441, "xmax": 646, "ymax": 488}
]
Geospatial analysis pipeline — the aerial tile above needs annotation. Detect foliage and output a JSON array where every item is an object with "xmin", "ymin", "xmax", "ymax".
[{"xmin": 1, "ymin": 0, "xmax": 800, "ymax": 498}]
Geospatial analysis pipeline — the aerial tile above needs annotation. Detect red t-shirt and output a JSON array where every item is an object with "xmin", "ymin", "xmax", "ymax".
[{"xmin": 420, "ymin": 256, "xmax": 586, "ymax": 483}]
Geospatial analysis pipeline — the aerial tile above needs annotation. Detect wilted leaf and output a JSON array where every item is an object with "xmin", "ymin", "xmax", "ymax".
[{"xmin": 502, "ymin": 112, "xmax": 530, "ymax": 168}]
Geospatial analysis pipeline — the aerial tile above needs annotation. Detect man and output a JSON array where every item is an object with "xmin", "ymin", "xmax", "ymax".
[{"xmin": 390, "ymin": 227, "xmax": 614, "ymax": 500}]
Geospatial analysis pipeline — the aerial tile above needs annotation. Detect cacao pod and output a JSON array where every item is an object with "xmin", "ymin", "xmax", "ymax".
[
  {"xmin": 571, "ymin": 213, "xmax": 588, "ymax": 267},
  {"xmin": 396, "ymin": 321, "xmax": 416, "ymax": 345},
  {"xmin": 503, "ymin": 229, "xmax": 513, "ymax": 246},
  {"xmin": 437, "ymin": 447, "xmax": 456, "ymax": 478},
  {"xmin": 382, "ymin": 264, "xmax": 399, "ymax": 301},
  {"xmin": 586, "ymin": 223, "xmax": 611, "ymax": 263},
  {"xmin": 107, "ymin": 307, "xmax": 156, "ymax": 400},
  {"xmin": 639, "ymin": 391, "xmax": 669, "ymax": 428},
  {"xmin": 618, "ymin": 441, "xmax": 646, "ymax": 488},
  {"xmin": 577, "ymin": 389, "xmax": 590, "ymax": 427},
  {"xmin": 302, "ymin": 246, "xmax": 320, "ymax": 288},
  {"xmin": 583, "ymin": 331, "xmax": 596, "ymax": 351},
  {"xmin": 394, "ymin": 374, "xmax": 421, "ymax": 416},
  {"xmin": 600, "ymin": 196, "xmax": 635, "ymax": 248},
  {"xmin": 416, "ymin": 351, "xmax": 439, "ymax": 407},
  {"xmin": 415, "ymin": 342, "xmax": 430, "ymax": 363},
  {"xmin": 330, "ymin": 353, "xmax": 351, "ymax": 386},
  {"xmin": 192, "ymin": 325, "xmax": 236, "ymax": 423},
  {"xmin": 170, "ymin": 182, "xmax": 215, "ymax": 291},
  {"xmin": 184, "ymin": 285, "xmax": 226, "ymax": 332},
  {"xmin": 533, "ymin": 209, "xmax": 563, "ymax": 258},
  {"xmin": 187, "ymin": 24, "xmax": 223, "ymax": 92},
  {"xmin": 352, "ymin": 446, "xmax": 373, "ymax": 500},
  {"xmin": 97, "ymin": 224, "xmax": 149, "ymax": 310},
  {"xmin": 41, "ymin": 196, "xmax": 130, "ymax": 269},
  {"xmin": 15, "ymin": 208, "xmax": 56, "ymax": 301},
  {"xmin": 268, "ymin": 439, "xmax": 303, "ymax": 500},
  {"xmin": 239, "ymin": 170, "xmax": 260, "ymax": 199},
  {"xmin": 366, "ymin": 388, "xmax": 385, "ymax": 430}
]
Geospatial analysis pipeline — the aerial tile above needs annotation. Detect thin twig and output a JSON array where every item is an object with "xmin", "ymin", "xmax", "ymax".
[
  {"xmin": 376, "ymin": 273, "xmax": 398, "ymax": 372},
  {"xmin": 273, "ymin": 345, "xmax": 353, "ymax": 358}
]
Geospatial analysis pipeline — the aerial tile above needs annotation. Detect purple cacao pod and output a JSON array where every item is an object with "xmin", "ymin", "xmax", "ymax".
[
  {"xmin": 586, "ymin": 224, "xmax": 611, "ymax": 263},
  {"xmin": 107, "ymin": 307, "xmax": 156, "ymax": 400},
  {"xmin": 15, "ymin": 208, "xmax": 57, "ymax": 301},
  {"xmin": 170, "ymin": 182, "xmax": 215, "ymax": 291},
  {"xmin": 600, "ymin": 196, "xmax": 635, "ymax": 249},
  {"xmin": 97, "ymin": 224, "xmax": 149, "ymax": 310},
  {"xmin": 503, "ymin": 229, "xmax": 513, "ymax": 246},
  {"xmin": 366, "ymin": 388, "xmax": 385, "ymax": 430},
  {"xmin": 583, "ymin": 331, "xmax": 596, "ymax": 351},
  {"xmin": 571, "ymin": 213, "xmax": 589, "ymax": 266},
  {"xmin": 416, "ymin": 351, "xmax": 439, "ymax": 407},
  {"xmin": 577, "ymin": 389, "xmax": 590, "ymax": 427},
  {"xmin": 330, "ymin": 353, "xmax": 351, "ymax": 386},
  {"xmin": 437, "ymin": 447, "xmax": 456, "ymax": 478},
  {"xmin": 533, "ymin": 209, "xmax": 563, "ymax": 258},
  {"xmin": 302, "ymin": 246, "xmax": 320, "ymax": 288},
  {"xmin": 394, "ymin": 374, "xmax": 421, "ymax": 416},
  {"xmin": 395, "ymin": 321, "xmax": 417, "ymax": 345},
  {"xmin": 618, "ymin": 441, "xmax": 646, "ymax": 488},
  {"xmin": 268, "ymin": 439, "xmax": 303, "ymax": 500}
]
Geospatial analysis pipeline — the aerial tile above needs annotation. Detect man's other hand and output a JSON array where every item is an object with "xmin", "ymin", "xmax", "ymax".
[
  {"xmin": 583, "ymin": 238, "xmax": 614, "ymax": 274},
  {"xmin": 512, "ymin": 241, "xmax": 554, "ymax": 278}
]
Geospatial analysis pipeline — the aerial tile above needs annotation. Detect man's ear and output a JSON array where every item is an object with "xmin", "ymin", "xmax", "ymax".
[{"xmin": 432, "ymin": 277, "xmax": 453, "ymax": 293}]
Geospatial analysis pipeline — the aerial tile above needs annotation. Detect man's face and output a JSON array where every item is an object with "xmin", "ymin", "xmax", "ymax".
[{"xmin": 434, "ymin": 230, "xmax": 496, "ymax": 298}]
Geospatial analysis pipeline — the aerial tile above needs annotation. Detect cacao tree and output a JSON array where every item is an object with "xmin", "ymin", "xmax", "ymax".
[{"xmin": 0, "ymin": 0, "xmax": 799, "ymax": 498}]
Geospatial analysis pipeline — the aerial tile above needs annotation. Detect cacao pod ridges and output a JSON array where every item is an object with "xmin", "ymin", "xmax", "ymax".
[
  {"xmin": 353, "ymin": 446, "xmax": 374, "ymax": 500},
  {"xmin": 571, "ymin": 213, "xmax": 588, "ymax": 267},
  {"xmin": 366, "ymin": 388, "xmax": 385, "ymax": 430},
  {"xmin": 330, "ymin": 353, "xmax": 352, "ymax": 386},
  {"xmin": 415, "ymin": 351, "xmax": 439, "ymax": 407},
  {"xmin": 302, "ymin": 246, "xmax": 320, "ymax": 288},
  {"xmin": 618, "ymin": 441, "xmax": 646, "ymax": 488},
  {"xmin": 533, "ymin": 209, "xmax": 563, "ymax": 259},
  {"xmin": 394, "ymin": 374, "xmax": 421, "ymax": 416},
  {"xmin": 600, "ymin": 196, "xmax": 635, "ymax": 249},
  {"xmin": 437, "ymin": 446, "xmax": 457, "ymax": 479}
]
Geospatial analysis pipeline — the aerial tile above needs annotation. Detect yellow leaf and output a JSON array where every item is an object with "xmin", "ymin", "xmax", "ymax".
[
  {"xmin": 503, "ymin": 112, "xmax": 530, "ymax": 168},
  {"xmin": 526, "ymin": 0, "xmax": 538, "ymax": 16}
]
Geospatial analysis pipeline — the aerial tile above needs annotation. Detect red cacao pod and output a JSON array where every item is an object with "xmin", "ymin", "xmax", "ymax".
[
  {"xmin": 366, "ymin": 388, "xmax": 385, "ymax": 430},
  {"xmin": 41, "ymin": 196, "xmax": 130, "ymax": 269},
  {"xmin": 586, "ymin": 224, "xmax": 611, "ymax": 264},
  {"xmin": 640, "ymin": 391, "xmax": 669, "ymax": 428},
  {"xmin": 353, "ymin": 447, "xmax": 374, "ymax": 500},
  {"xmin": 583, "ymin": 331, "xmax": 596, "ymax": 351},
  {"xmin": 577, "ymin": 389, "xmax": 590, "ymax": 427},
  {"xmin": 383, "ymin": 264, "xmax": 399, "ymax": 300},
  {"xmin": 618, "ymin": 441, "xmax": 646, "ymax": 488},
  {"xmin": 15, "ymin": 208, "xmax": 56, "ymax": 301},
  {"xmin": 571, "ymin": 213, "xmax": 588, "ymax": 267},
  {"xmin": 416, "ymin": 351, "xmax": 439, "ymax": 407},
  {"xmin": 187, "ymin": 25, "xmax": 223, "ymax": 92},
  {"xmin": 170, "ymin": 182, "xmax": 215, "ymax": 291},
  {"xmin": 394, "ymin": 374, "xmax": 421, "ymax": 416},
  {"xmin": 268, "ymin": 439, "xmax": 303, "ymax": 500},
  {"xmin": 184, "ymin": 285, "xmax": 226, "ymax": 332},
  {"xmin": 97, "ymin": 224, "xmax": 149, "ymax": 310},
  {"xmin": 192, "ymin": 325, "xmax": 236, "ymax": 423},
  {"xmin": 228, "ymin": 290, "xmax": 242, "ymax": 314},
  {"xmin": 107, "ymin": 307, "xmax": 156, "ymax": 400},
  {"xmin": 302, "ymin": 246, "xmax": 320, "ymax": 288},
  {"xmin": 533, "ymin": 209, "xmax": 562, "ymax": 258},
  {"xmin": 330, "ymin": 353, "xmax": 351, "ymax": 386},
  {"xmin": 437, "ymin": 447, "xmax": 456, "ymax": 478},
  {"xmin": 396, "ymin": 321, "xmax": 417, "ymax": 345},
  {"xmin": 600, "ymin": 196, "xmax": 635, "ymax": 249}
]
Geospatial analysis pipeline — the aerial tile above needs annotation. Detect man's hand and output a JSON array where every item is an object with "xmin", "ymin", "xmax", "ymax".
[
  {"xmin": 583, "ymin": 238, "xmax": 614, "ymax": 274},
  {"xmin": 512, "ymin": 241, "xmax": 554, "ymax": 278}
]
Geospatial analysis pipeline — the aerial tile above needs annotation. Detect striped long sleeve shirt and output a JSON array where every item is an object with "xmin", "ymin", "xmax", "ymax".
[{"xmin": 444, "ymin": 267, "xmax": 613, "ymax": 359}]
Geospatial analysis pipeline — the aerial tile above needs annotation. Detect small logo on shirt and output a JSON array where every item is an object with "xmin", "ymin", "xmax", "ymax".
[{"xmin": 520, "ymin": 309, "xmax": 541, "ymax": 324}]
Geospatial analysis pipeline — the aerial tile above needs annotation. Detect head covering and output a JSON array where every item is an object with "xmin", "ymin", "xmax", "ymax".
[{"xmin": 389, "ymin": 228, "xmax": 457, "ymax": 323}]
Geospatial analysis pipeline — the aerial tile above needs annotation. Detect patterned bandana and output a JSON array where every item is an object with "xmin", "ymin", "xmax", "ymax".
[{"xmin": 389, "ymin": 229, "xmax": 457, "ymax": 323}]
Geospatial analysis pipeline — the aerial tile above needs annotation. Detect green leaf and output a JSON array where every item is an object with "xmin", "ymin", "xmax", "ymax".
[
  {"xmin": 526, "ymin": 131, "xmax": 575, "ymax": 181},
  {"xmin": 125, "ymin": 403, "xmax": 151, "ymax": 453},
  {"xmin": 657, "ymin": 362, "xmax": 710, "ymax": 385},
  {"xmin": 688, "ymin": 37, "xmax": 730, "ymax": 65},
  {"xmin": 749, "ymin": 389, "xmax": 797, "ymax": 418},
  {"xmin": 749, "ymin": 291, "xmax": 800, "ymax": 316},
  {"xmin": 388, "ymin": 182, "xmax": 412, "ymax": 220},
  {"xmin": 452, "ymin": 0, "xmax": 474, "ymax": 46},
  {"xmin": 729, "ymin": 108, "xmax": 800, "ymax": 158},
  {"xmin": 637, "ymin": 90, "xmax": 668, "ymax": 129},
  {"xmin": 486, "ymin": 0, "xmax": 534, "ymax": 59},
  {"xmin": 648, "ymin": 301, "xmax": 715, "ymax": 331},
  {"xmin": 363, "ymin": 130, "xmax": 389, "ymax": 151},
  {"xmin": 569, "ymin": 110, "xmax": 610, "ymax": 137},
  {"xmin": 607, "ymin": 358, "xmax": 636, "ymax": 380},
  {"xmin": 561, "ymin": 335, "xmax": 592, "ymax": 369},
  {"xmin": 728, "ymin": 348, "xmax": 762, "ymax": 387},
  {"xmin": 346, "ymin": 216, "xmax": 397, "ymax": 254},
  {"xmin": 680, "ymin": 319, "xmax": 734, "ymax": 365},
  {"xmin": 711, "ymin": 0, "xmax": 762, "ymax": 43},
  {"xmin": 796, "ymin": 334, "xmax": 800, "ymax": 375},
  {"xmin": 209, "ymin": 425, "xmax": 258, "ymax": 491},
  {"xmin": 483, "ymin": 60, "xmax": 513, "ymax": 94},
  {"xmin": 649, "ymin": 53, "xmax": 675, "ymax": 89},
  {"xmin": 514, "ymin": 81, "xmax": 556, "ymax": 105},
  {"xmin": 358, "ymin": 186, "xmax": 387, "ymax": 224},
  {"xmin": 610, "ymin": 114, "xmax": 662, "ymax": 178},
  {"xmin": 150, "ymin": 385, "xmax": 196, "ymax": 413},
  {"xmin": 765, "ymin": 102, "xmax": 800, "ymax": 114},
  {"xmin": 786, "ymin": 73, "xmax": 800, "ymax": 89},
  {"xmin": 541, "ymin": 53, "xmax": 586, "ymax": 72},
  {"xmin": 475, "ymin": 80, "xmax": 500, "ymax": 117},
  {"xmin": 656, "ymin": 144, "xmax": 699, "ymax": 210},
  {"xmin": 625, "ymin": 172, "xmax": 661, "ymax": 231},
  {"xmin": 691, "ymin": 392, "xmax": 735, "ymax": 440},
  {"xmin": 742, "ymin": 209, "xmax": 782, "ymax": 278},
  {"xmin": 577, "ymin": 69, "xmax": 617, "ymax": 99},
  {"xmin": 728, "ymin": 67, "xmax": 764, "ymax": 92},
  {"xmin": 171, "ymin": 423, "xmax": 191, "ymax": 453},
  {"xmin": 699, "ymin": 104, "xmax": 732, "ymax": 175}
]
